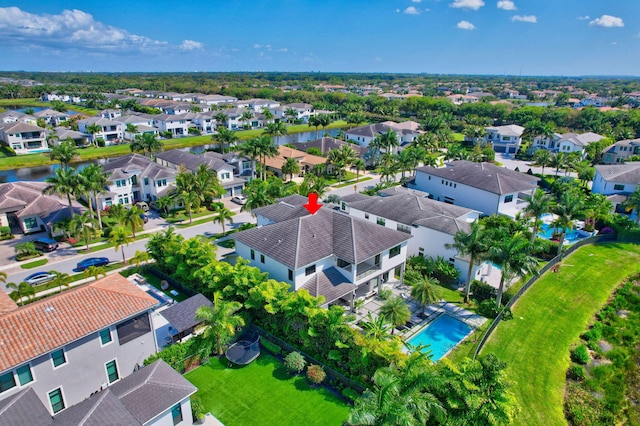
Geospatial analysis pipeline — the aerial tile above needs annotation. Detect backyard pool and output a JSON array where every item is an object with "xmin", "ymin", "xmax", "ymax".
[
  {"xmin": 537, "ymin": 223, "xmax": 587, "ymax": 243},
  {"xmin": 406, "ymin": 314, "xmax": 474, "ymax": 361}
]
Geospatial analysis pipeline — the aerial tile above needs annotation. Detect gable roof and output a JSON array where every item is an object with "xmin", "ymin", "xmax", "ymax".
[
  {"xmin": 595, "ymin": 163, "xmax": 640, "ymax": 184},
  {"xmin": 0, "ymin": 273, "xmax": 157, "ymax": 372},
  {"xmin": 0, "ymin": 121, "xmax": 45, "ymax": 134},
  {"xmin": 234, "ymin": 209, "xmax": 411, "ymax": 269},
  {"xmin": 557, "ymin": 132, "xmax": 605, "ymax": 147},
  {"xmin": 155, "ymin": 149, "xmax": 232, "ymax": 173},
  {"xmin": 415, "ymin": 161, "xmax": 539, "ymax": 195},
  {"xmin": 53, "ymin": 390, "xmax": 141, "ymax": 426},
  {"xmin": 159, "ymin": 294, "xmax": 212, "ymax": 334},
  {"xmin": 292, "ymin": 137, "xmax": 367, "ymax": 156}
]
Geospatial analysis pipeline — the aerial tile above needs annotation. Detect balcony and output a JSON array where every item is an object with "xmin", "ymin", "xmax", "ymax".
[{"xmin": 356, "ymin": 262, "xmax": 381, "ymax": 281}]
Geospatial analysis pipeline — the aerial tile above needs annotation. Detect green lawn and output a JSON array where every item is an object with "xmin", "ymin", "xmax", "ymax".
[
  {"xmin": 185, "ymin": 354, "xmax": 350, "ymax": 426},
  {"xmin": 481, "ymin": 242, "xmax": 640, "ymax": 426}
]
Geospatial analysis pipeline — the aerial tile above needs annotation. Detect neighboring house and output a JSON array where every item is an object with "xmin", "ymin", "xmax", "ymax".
[
  {"xmin": 196, "ymin": 94, "xmax": 238, "ymax": 105},
  {"xmin": 346, "ymin": 122, "xmax": 420, "ymax": 150},
  {"xmin": 0, "ymin": 110, "xmax": 37, "ymax": 125},
  {"xmin": 343, "ymin": 193, "xmax": 484, "ymax": 283},
  {"xmin": 409, "ymin": 160, "xmax": 540, "ymax": 217},
  {"xmin": 0, "ymin": 359, "xmax": 196, "ymax": 425},
  {"xmin": 152, "ymin": 114, "xmax": 190, "ymax": 137},
  {"xmin": 33, "ymin": 109, "xmax": 69, "ymax": 126},
  {"xmin": 446, "ymin": 94, "xmax": 479, "ymax": 105},
  {"xmin": 50, "ymin": 127, "xmax": 91, "ymax": 147},
  {"xmin": 292, "ymin": 137, "xmax": 367, "ymax": 157},
  {"xmin": 100, "ymin": 154, "xmax": 178, "ymax": 207},
  {"xmin": 273, "ymin": 103, "xmax": 314, "ymax": 123},
  {"xmin": 78, "ymin": 117, "xmax": 124, "ymax": 145},
  {"xmin": 0, "ymin": 274, "xmax": 158, "ymax": 414},
  {"xmin": 190, "ymin": 111, "xmax": 217, "ymax": 134},
  {"xmin": 215, "ymin": 108, "xmax": 244, "ymax": 130},
  {"xmin": 0, "ymin": 181, "xmax": 85, "ymax": 234},
  {"xmin": 532, "ymin": 132, "xmax": 606, "ymax": 157},
  {"xmin": 0, "ymin": 122, "xmax": 48, "ymax": 154},
  {"xmin": 117, "ymin": 115, "xmax": 159, "ymax": 141},
  {"xmin": 485, "ymin": 124, "xmax": 525, "ymax": 154},
  {"xmin": 592, "ymin": 163, "xmax": 640, "ymax": 196},
  {"xmin": 160, "ymin": 294, "xmax": 213, "ymax": 343},
  {"xmin": 234, "ymin": 206, "xmax": 412, "ymax": 308},
  {"xmin": 99, "ymin": 109, "xmax": 122, "ymax": 120},
  {"xmin": 264, "ymin": 146, "xmax": 327, "ymax": 178},
  {"xmin": 155, "ymin": 149, "xmax": 247, "ymax": 197},
  {"xmin": 602, "ymin": 138, "xmax": 640, "ymax": 164}
]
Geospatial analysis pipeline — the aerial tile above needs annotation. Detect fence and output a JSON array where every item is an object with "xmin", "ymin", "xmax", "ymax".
[
  {"xmin": 146, "ymin": 267, "xmax": 198, "ymax": 298},
  {"xmin": 252, "ymin": 324, "xmax": 366, "ymax": 393},
  {"xmin": 472, "ymin": 234, "xmax": 617, "ymax": 360}
]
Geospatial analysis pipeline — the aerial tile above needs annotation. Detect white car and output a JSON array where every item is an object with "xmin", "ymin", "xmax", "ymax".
[
  {"xmin": 231, "ymin": 195, "xmax": 247, "ymax": 205},
  {"xmin": 24, "ymin": 271, "xmax": 57, "ymax": 286}
]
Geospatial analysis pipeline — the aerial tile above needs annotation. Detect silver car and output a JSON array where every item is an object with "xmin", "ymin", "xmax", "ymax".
[{"xmin": 24, "ymin": 271, "xmax": 57, "ymax": 286}]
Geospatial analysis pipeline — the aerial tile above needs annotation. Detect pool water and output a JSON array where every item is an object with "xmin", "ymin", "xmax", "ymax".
[
  {"xmin": 146, "ymin": 290, "xmax": 170, "ymax": 306},
  {"xmin": 406, "ymin": 315, "xmax": 473, "ymax": 361},
  {"xmin": 537, "ymin": 224, "xmax": 584, "ymax": 243}
]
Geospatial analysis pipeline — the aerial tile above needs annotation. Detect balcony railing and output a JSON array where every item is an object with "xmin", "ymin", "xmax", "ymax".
[{"xmin": 356, "ymin": 262, "xmax": 381, "ymax": 281}]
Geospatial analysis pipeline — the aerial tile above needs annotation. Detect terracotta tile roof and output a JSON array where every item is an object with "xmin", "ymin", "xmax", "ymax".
[
  {"xmin": 0, "ymin": 273, "xmax": 157, "ymax": 372},
  {"xmin": 0, "ymin": 291, "xmax": 17, "ymax": 315}
]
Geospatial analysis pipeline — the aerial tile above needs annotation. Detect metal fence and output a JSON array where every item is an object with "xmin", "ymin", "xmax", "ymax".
[{"xmin": 472, "ymin": 234, "xmax": 617, "ymax": 360}]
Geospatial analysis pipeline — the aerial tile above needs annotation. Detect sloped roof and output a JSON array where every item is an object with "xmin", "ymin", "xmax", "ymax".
[
  {"xmin": 253, "ymin": 203, "xmax": 310, "ymax": 223},
  {"xmin": 595, "ymin": 163, "xmax": 640, "ymax": 184},
  {"xmin": 0, "ymin": 273, "xmax": 157, "ymax": 372},
  {"xmin": 0, "ymin": 388, "xmax": 53, "ymax": 426},
  {"xmin": 234, "ymin": 209, "xmax": 411, "ymax": 269},
  {"xmin": 292, "ymin": 137, "xmax": 367, "ymax": 156},
  {"xmin": 486, "ymin": 124, "xmax": 524, "ymax": 137},
  {"xmin": 264, "ymin": 145, "xmax": 327, "ymax": 170},
  {"xmin": 53, "ymin": 391, "xmax": 141, "ymax": 426},
  {"xmin": 103, "ymin": 154, "xmax": 177, "ymax": 182},
  {"xmin": 155, "ymin": 149, "xmax": 232, "ymax": 173},
  {"xmin": 301, "ymin": 267, "xmax": 353, "ymax": 304},
  {"xmin": 557, "ymin": 132, "xmax": 605, "ymax": 147},
  {"xmin": 415, "ymin": 161, "xmax": 539, "ymax": 195},
  {"xmin": 0, "ymin": 291, "xmax": 17, "ymax": 315},
  {"xmin": 160, "ymin": 294, "xmax": 212, "ymax": 334},
  {"xmin": 0, "ymin": 121, "xmax": 44, "ymax": 134},
  {"xmin": 346, "ymin": 123, "xmax": 394, "ymax": 138},
  {"xmin": 0, "ymin": 181, "xmax": 85, "ymax": 221}
]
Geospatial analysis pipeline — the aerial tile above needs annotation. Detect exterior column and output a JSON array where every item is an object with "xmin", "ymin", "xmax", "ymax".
[{"xmin": 399, "ymin": 262, "xmax": 406, "ymax": 286}]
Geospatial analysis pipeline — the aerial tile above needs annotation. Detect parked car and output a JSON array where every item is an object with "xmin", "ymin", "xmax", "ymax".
[
  {"xmin": 24, "ymin": 271, "xmax": 56, "ymax": 286},
  {"xmin": 33, "ymin": 238, "xmax": 59, "ymax": 252},
  {"xmin": 76, "ymin": 257, "xmax": 110, "ymax": 271},
  {"xmin": 135, "ymin": 201, "xmax": 150, "ymax": 212},
  {"xmin": 139, "ymin": 213, "xmax": 149, "ymax": 224},
  {"xmin": 231, "ymin": 195, "xmax": 247, "ymax": 205}
]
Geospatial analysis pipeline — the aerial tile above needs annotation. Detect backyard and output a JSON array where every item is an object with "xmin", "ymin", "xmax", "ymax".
[
  {"xmin": 482, "ymin": 242, "xmax": 640, "ymax": 426},
  {"xmin": 185, "ymin": 353, "xmax": 350, "ymax": 426}
]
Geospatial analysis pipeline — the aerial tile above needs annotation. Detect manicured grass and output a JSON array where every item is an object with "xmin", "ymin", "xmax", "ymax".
[
  {"xmin": 185, "ymin": 354, "xmax": 350, "ymax": 426},
  {"xmin": 481, "ymin": 242, "xmax": 640, "ymax": 426},
  {"xmin": 333, "ymin": 176, "xmax": 372, "ymax": 188},
  {"xmin": 21, "ymin": 258, "xmax": 48, "ymax": 269}
]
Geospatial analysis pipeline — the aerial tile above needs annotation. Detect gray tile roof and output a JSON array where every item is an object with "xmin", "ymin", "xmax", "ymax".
[
  {"xmin": 556, "ymin": 132, "xmax": 605, "ymax": 147},
  {"xmin": 0, "ymin": 121, "xmax": 44, "ymax": 134},
  {"xmin": 53, "ymin": 390, "xmax": 141, "ymax": 426},
  {"xmin": 339, "ymin": 193, "xmax": 371, "ymax": 203},
  {"xmin": 234, "ymin": 209, "xmax": 411, "ymax": 269},
  {"xmin": 292, "ymin": 137, "xmax": 367, "ymax": 156},
  {"xmin": 104, "ymin": 154, "xmax": 177, "ymax": 182},
  {"xmin": 415, "ymin": 161, "xmax": 539, "ymax": 195},
  {"xmin": 0, "ymin": 388, "xmax": 53, "ymax": 426},
  {"xmin": 486, "ymin": 124, "xmax": 524, "ymax": 137},
  {"xmin": 301, "ymin": 267, "xmax": 354, "ymax": 304},
  {"xmin": 0, "ymin": 181, "xmax": 85, "ymax": 222},
  {"xmin": 277, "ymin": 194, "xmax": 309, "ymax": 206},
  {"xmin": 346, "ymin": 123, "xmax": 394, "ymax": 138},
  {"xmin": 252, "ymin": 203, "xmax": 310, "ymax": 223},
  {"xmin": 595, "ymin": 163, "xmax": 640, "ymax": 184},
  {"xmin": 348, "ymin": 194, "xmax": 474, "ymax": 235},
  {"xmin": 377, "ymin": 186, "xmax": 430, "ymax": 198},
  {"xmin": 160, "ymin": 294, "xmax": 212, "ymax": 333},
  {"xmin": 156, "ymin": 149, "xmax": 235, "ymax": 173},
  {"xmin": 109, "ymin": 360, "xmax": 197, "ymax": 424}
]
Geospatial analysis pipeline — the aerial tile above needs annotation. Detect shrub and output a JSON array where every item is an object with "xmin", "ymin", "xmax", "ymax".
[
  {"xmin": 190, "ymin": 395, "xmax": 206, "ymax": 422},
  {"xmin": 477, "ymin": 299, "xmax": 501, "ymax": 319},
  {"xmin": 572, "ymin": 345, "xmax": 590, "ymax": 365},
  {"xmin": 284, "ymin": 351, "xmax": 306, "ymax": 375},
  {"xmin": 471, "ymin": 280, "xmax": 496, "ymax": 303},
  {"xmin": 583, "ymin": 323, "xmax": 603, "ymax": 342},
  {"xmin": 531, "ymin": 238, "xmax": 559, "ymax": 260},
  {"xmin": 306, "ymin": 364, "xmax": 326, "ymax": 385},
  {"xmin": 261, "ymin": 339, "xmax": 282, "ymax": 356},
  {"xmin": 341, "ymin": 387, "xmax": 360, "ymax": 403},
  {"xmin": 378, "ymin": 288, "xmax": 393, "ymax": 300},
  {"xmin": 568, "ymin": 364, "xmax": 586, "ymax": 381}
]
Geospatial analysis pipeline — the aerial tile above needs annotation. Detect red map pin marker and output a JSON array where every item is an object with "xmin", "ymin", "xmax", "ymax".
[{"xmin": 303, "ymin": 193, "xmax": 322, "ymax": 215}]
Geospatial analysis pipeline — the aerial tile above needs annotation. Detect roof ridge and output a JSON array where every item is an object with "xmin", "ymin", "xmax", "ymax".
[
  {"xmin": 117, "ymin": 362, "xmax": 160, "ymax": 398},
  {"xmin": 77, "ymin": 391, "xmax": 112, "ymax": 425},
  {"xmin": 294, "ymin": 216, "xmax": 303, "ymax": 269}
]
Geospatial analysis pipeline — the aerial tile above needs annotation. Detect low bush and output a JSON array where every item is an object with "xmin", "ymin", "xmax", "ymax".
[
  {"xmin": 476, "ymin": 299, "xmax": 500, "ymax": 319},
  {"xmin": 341, "ymin": 387, "xmax": 360, "ymax": 403},
  {"xmin": 531, "ymin": 238, "xmax": 559, "ymax": 260},
  {"xmin": 307, "ymin": 364, "xmax": 326, "ymax": 385},
  {"xmin": 470, "ymin": 280, "xmax": 496, "ymax": 304},
  {"xmin": 567, "ymin": 364, "xmax": 586, "ymax": 381},
  {"xmin": 571, "ymin": 345, "xmax": 590, "ymax": 365},
  {"xmin": 284, "ymin": 351, "xmax": 306, "ymax": 375},
  {"xmin": 261, "ymin": 339, "xmax": 282, "ymax": 356}
]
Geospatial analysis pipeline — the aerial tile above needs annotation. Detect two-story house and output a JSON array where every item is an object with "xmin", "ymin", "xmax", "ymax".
[
  {"xmin": 33, "ymin": 109, "xmax": 70, "ymax": 127},
  {"xmin": 346, "ymin": 121, "xmax": 421, "ymax": 150},
  {"xmin": 0, "ymin": 274, "xmax": 158, "ymax": 415},
  {"xmin": 0, "ymin": 122, "xmax": 48, "ymax": 154},
  {"xmin": 409, "ymin": 160, "xmax": 540, "ymax": 217},
  {"xmin": 292, "ymin": 137, "xmax": 368, "ymax": 157},
  {"xmin": 602, "ymin": 138, "xmax": 640, "ymax": 164},
  {"xmin": 77, "ymin": 117, "xmax": 124, "ymax": 145},
  {"xmin": 485, "ymin": 124, "xmax": 525, "ymax": 154},
  {"xmin": 234, "ymin": 201, "xmax": 412, "ymax": 309},
  {"xmin": 152, "ymin": 114, "xmax": 190, "ymax": 137},
  {"xmin": 593, "ymin": 163, "xmax": 640, "ymax": 218},
  {"xmin": 531, "ymin": 132, "xmax": 605, "ymax": 157}
]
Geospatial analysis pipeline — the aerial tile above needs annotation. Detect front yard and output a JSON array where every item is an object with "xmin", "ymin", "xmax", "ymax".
[{"xmin": 184, "ymin": 354, "xmax": 350, "ymax": 426}]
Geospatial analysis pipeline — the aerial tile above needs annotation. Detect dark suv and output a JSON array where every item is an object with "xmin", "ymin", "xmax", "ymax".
[{"xmin": 33, "ymin": 238, "xmax": 59, "ymax": 252}]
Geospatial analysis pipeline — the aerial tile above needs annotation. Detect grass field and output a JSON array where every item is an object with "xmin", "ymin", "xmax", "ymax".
[
  {"xmin": 185, "ymin": 354, "xmax": 350, "ymax": 426},
  {"xmin": 481, "ymin": 242, "xmax": 640, "ymax": 426}
]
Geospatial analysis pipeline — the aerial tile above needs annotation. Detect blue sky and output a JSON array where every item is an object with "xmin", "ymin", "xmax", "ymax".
[{"xmin": 0, "ymin": 1, "xmax": 638, "ymax": 76}]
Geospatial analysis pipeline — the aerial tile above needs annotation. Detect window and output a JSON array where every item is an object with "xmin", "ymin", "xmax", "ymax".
[
  {"xmin": 305, "ymin": 265, "xmax": 316, "ymax": 276},
  {"xmin": 374, "ymin": 254, "xmax": 381, "ymax": 266},
  {"xmin": 614, "ymin": 184, "xmax": 625, "ymax": 191},
  {"xmin": 171, "ymin": 403, "xmax": 183, "ymax": 425},
  {"xmin": 288, "ymin": 269, "xmax": 293, "ymax": 281},
  {"xmin": 144, "ymin": 177, "xmax": 149, "ymax": 185},
  {"xmin": 376, "ymin": 217, "xmax": 386, "ymax": 226},
  {"xmin": 250, "ymin": 249, "xmax": 255, "ymax": 260},
  {"xmin": 116, "ymin": 313, "xmax": 151, "ymax": 345},
  {"xmin": 504, "ymin": 195, "xmax": 514, "ymax": 203},
  {"xmin": 364, "ymin": 213, "xmax": 369, "ymax": 219},
  {"xmin": 337, "ymin": 258, "xmax": 351, "ymax": 269},
  {"xmin": 221, "ymin": 172, "xmax": 230, "ymax": 180},
  {"xmin": 389, "ymin": 245, "xmax": 401, "ymax": 258},
  {"xmin": 51, "ymin": 349, "xmax": 66, "ymax": 368},
  {"xmin": 396, "ymin": 223, "xmax": 411, "ymax": 234},
  {"xmin": 16, "ymin": 365, "xmax": 33, "ymax": 386},
  {"xmin": 341, "ymin": 202, "xmax": 346, "ymax": 211},
  {"xmin": 105, "ymin": 360, "xmax": 119, "ymax": 383},
  {"xmin": 49, "ymin": 388, "xmax": 65, "ymax": 414},
  {"xmin": 260, "ymin": 254, "xmax": 265, "ymax": 264},
  {"xmin": 23, "ymin": 217, "xmax": 37, "ymax": 229},
  {"xmin": 100, "ymin": 328, "xmax": 112, "ymax": 345},
  {"xmin": 0, "ymin": 372, "xmax": 16, "ymax": 393}
]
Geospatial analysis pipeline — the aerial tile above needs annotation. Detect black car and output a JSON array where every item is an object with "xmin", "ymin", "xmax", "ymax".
[
  {"xmin": 140, "ymin": 213, "xmax": 148, "ymax": 224},
  {"xmin": 33, "ymin": 238, "xmax": 59, "ymax": 252},
  {"xmin": 76, "ymin": 257, "xmax": 110, "ymax": 271}
]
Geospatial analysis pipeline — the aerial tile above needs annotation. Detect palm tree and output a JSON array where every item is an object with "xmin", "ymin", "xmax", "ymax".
[
  {"xmin": 212, "ymin": 127, "xmax": 238, "ymax": 154},
  {"xmin": 393, "ymin": 149, "xmax": 414, "ymax": 181},
  {"xmin": 446, "ymin": 221, "xmax": 488, "ymax": 303},
  {"xmin": 263, "ymin": 121, "xmax": 288, "ymax": 146},
  {"xmin": 193, "ymin": 164, "xmax": 224, "ymax": 206},
  {"xmin": 48, "ymin": 139, "xmax": 77, "ymax": 169},
  {"xmin": 238, "ymin": 138, "xmax": 262, "ymax": 180},
  {"xmin": 156, "ymin": 195, "xmax": 174, "ymax": 215},
  {"xmin": 624, "ymin": 186, "xmax": 640, "ymax": 224},
  {"xmin": 317, "ymin": 114, "xmax": 332, "ymax": 135},
  {"xmin": 281, "ymin": 157, "xmax": 300, "ymax": 181},
  {"xmin": 241, "ymin": 181, "xmax": 271, "ymax": 213},
  {"xmin": 106, "ymin": 203, "xmax": 127, "ymax": 223},
  {"xmin": 0, "ymin": 271, "xmax": 6, "ymax": 285},
  {"xmin": 69, "ymin": 210, "xmax": 100, "ymax": 250},
  {"xmin": 409, "ymin": 275, "xmax": 440, "ymax": 316},
  {"xmin": 85, "ymin": 123, "xmax": 102, "ymax": 146},
  {"xmin": 78, "ymin": 164, "xmax": 111, "ymax": 229},
  {"xmin": 533, "ymin": 149, "xmax": 551, "ymax": 175},
  {"xmin": 131, "ymin": 132, "xmax": 162, "ymax": 157},
  {"xmin": 552, "ymin": 192, "xmax": 584, "ymax": 254},
  {"xmin": 84, "ymin": 265, "xmax": 106, "ymax": 281},
  {"xmin": 284, "ymin": 107, "xmax": 298, "ymax": 124},
  {"xmin": 43, "ymin": 167, "xmax": 79, "ymax": 218},
  {"xmin": 261, "ymin": 106, "xmax": 274, "ymax": 123},
  {"xmin": 379, "ymin": 295, "xmax": 411, "ymax": 335},
  {"xmin": 488, "ymin": 232, "xmax": 538, "ymax": 308},
  {"xmin": 195, "ymin": 292, "xmax": 245, "ymax": 356},
  {"xmin": 360, "ymin": 313, "xmax": 393, "ymax": 342},
  {"xmin": 375, "ymin": 129, "xmax": 399, "ymax": 155},
  {"xmin": 109, "ymin": 225, "xmax": 134, "ymax": 264},
  {"xmin": 256, "ymin": 135, "xmax": 279, "ymax": 180},
  {"xmin": 214, "ymin": 112, "xmax": 228, "ymax": 130},
  {"xmin": 177, "ymin": 190, "xmax": 200, "ymax": 224},
  {"xmin": 125, "ymin": 123, "xmax": 138, "ymax": 138},
  {"xmin": 351, "ymin": 158, "xmax": 366, "ymax": 182},
  {"xmin": 123, "ymin": 205, "xmax": 145, "ymax": 238},
  {"xmin": 549, "ymin": 152, "xmax": 566, "ymax": 176},
  {"xmin": 308, "ymin": 114, "xmax": 322, "ymax": 139},
  {"xmin": 7, "ymin": 282, "xmax": 35, "ymax": 306},
  {"xmin": 240, "ymin": 110, "xmax": 254, "ymax": 129},
  {"xmin": 463, "ymin": 125, "xmax": 486, "ymax": 147},
  {"xmin": 523, "ymin": 189, "xmax": 554, "ymax": 243},
  {"xmin": 212, "ymin": 204, "xmax": 234, "ymax": 236},
  {"xmin": 132, "ymin": 250, "xmax": 150, "ymax": 269}
]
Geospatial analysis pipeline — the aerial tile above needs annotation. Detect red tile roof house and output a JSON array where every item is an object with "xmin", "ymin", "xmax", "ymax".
[{"xmin": 0, "ymin": 274, "xmax": 160, "ymax": 416}]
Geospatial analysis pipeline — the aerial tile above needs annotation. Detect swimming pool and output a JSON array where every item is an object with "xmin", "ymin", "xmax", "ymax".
[
  {"xmin": 146, "ymin": 289, "xmax": 171, "ymax": 306},
  {"xmin": 406, "ymin": 315, "xmax": 474, "ymax": 361},
  {"xmin": 537, "ymin": 224, "xmax": 586, "ymax": 243}
]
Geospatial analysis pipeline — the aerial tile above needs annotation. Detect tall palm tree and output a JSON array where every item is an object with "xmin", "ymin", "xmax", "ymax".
[
  {"xmin": 212, "ymin": 127, "xmax": 238, "ymax": 154},
  {"xmin": 85, "ymin": 123, "xmax": 102, "ymax": 146},
  {"xmin": 261, "ymin": 107, "xmax": 274, "ymax": 123},
  {"xmin": 281, "ymin": 157, "xmax": 300, "ymax": 181},
  {"xmin": 263, "ymin": 121, "xmax": 288, "ymax": 146},
  {"xmin": 194, "ymin": 164, "xmax": 224, "ymax": 205},
  {"xmin": 48, "ymin": 139, "xmax": 78, "ymax": 169},
  {"xmin": 533, "ymin": 149, "xmax": 551, "ymax": 175},
  {"xmin": 446, "ymin": 221, "xmax": 488, "ymax": 303},
  {"xmin": 177, "ymin": 190, "xmax": 200, "ymax": 224},
  {"xmin": 52, "ymin": 271, "xmax": 70, "ymax": 294},
  {"xmin": 308, "ymin": 115, "xmax": 322, "ymax": 139},
  {"xmin": 214, "ymin": 112, "xmax": 228, "ymax": 130},
  {"xmin": 132, "ymin": 250, "xmax": 150, "ymax": 269},
  {"xmin": 379, "ymin": 295, "xmax": 411, "ymax": 335},
  {"xmin": 488, "ymin": 233, "xmax": 538, "ymax": 308},
  {"xmin": 549, "ymin": 152, "xmax": 566, "ymax": 176},
  {"xmin": 376, "ymin": 129, "xmax": 399, "ymax": 154},
  {"xmin": 195, "ymin": 292, "xmax": 245, "ymax": 356},
  {"xmin": 123, "ymin": 205, "xmax": 145, "ymax": 238},
  {"xmin": 352, "ymin": 158, "xmax": 366, "ymax": 182},
  {"xmin": 317, "ymin": 114, "xmax": 332, "ymax": 135},
  {"xmin": 238, "ymin": 137, "xmax": 262, "ymax": 180},
  {"xmin": 106, "ymin": 203, "xmax": 127, "ymax": 223},
  {"xmin": 78, "ymin": 164, "xmax": 111, "ymax": 229},
  {"xmin": 109, "ymin": 225, "xmax": 134, "ymax": 264},
  {"xmin": 241, "ymin": 181, "xmax": 271, "ymax": 213},
  {"xmin": 7, "ymin": 282, "xmax": 35, "ymax": 306},
  {"xmin": 69, "ymin": 210, "xmax": 100, "ymax": 250},
  {"xmin": 43, "ymin": 167, "xmax": 79, "ymax": 218},
  {"xmin": 552, "ymin": 192, "xmax": 584, "ymax": 254},
  {"xmin": 393, "ymin": 149, "xmax": 414, "ymax": 181},
  {"xmin": 131, "ymin": 132, "xmax": 162, "ymax": 157},
  {"xmin": 240, "ymin": 110, "xmax": 254, "ymax": 129},
  {"xmin": 623, "ymin": 186, "xmax": 640, "ymax": 224},
  {"xmin": 409, "ymin": 275, "xmax": 440, "ymax": 316},
  {"xmin": 256, "ymin": 135, "xmax": 279, "ymax": 180},
  {"xmin": 212, "ymin": 204, "xmax": 234, "ymax": 236},
  {"xmin": 284, "ymin": 107, "xmax": 298, "ymax": 124},
  {"xmin": 523, "ymin": 189, "xmax": 554, "ymax": 243}
]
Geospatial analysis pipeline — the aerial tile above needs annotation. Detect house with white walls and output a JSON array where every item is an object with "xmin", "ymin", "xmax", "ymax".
[
  {"xmin": 0, "ymin": 122, "xmax": 48, "ymax": 154},
  {"xmin": 152, "ymin": 114, "xmax": 190, "ymax": 137},
  {"xmin": 77, "ymin": 117, "xmax": 124, "ymax": 145},
  {"xmin": 409, "ymin": 160, "xmax": 540, "ymax": 217},
  {"xmin": 531, "ymin": 132, "xmax": 606, "ymax": 157},
  {"xmin": 592, "ymin": 163, "xmax": 640, "ymax": 195},
  {"xmin": 346, "ymin": 121, "xmax": 421, "ymax": 150},
  {"xmin": 602, "ymin": 138, "xmax": 640, "ymax": 164},
  {"xmin": 485, "ymin": 124, "xmax": 524, "ymax": 154},
  {"xmin": 33, "ymin": 109, "xmax": 70, "ymax": 126}
]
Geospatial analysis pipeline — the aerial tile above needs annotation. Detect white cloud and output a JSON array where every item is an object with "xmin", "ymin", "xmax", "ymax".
[
  {"xmin": 0, "ymin": 6, "xmax": 195, "ymax": 53},
  {"xmin": 577, "ymin": 15, "xmax": 590, "ymax": 20},
  {"xmin": 412, "ymin": 0, "xmax": 422, "ymax": 2},
  {"xmin": 497, "ymin": 1, "xmax": 516, "ymax": 11},
  {"xmin": 511, "ymin": 15, "xmax": 537, "ymax": 23},
  {"xmin": 180, "ymin": 40, "xmax": 203, "ymax": 51},
  {"xmin": 450, "ymin": 0, "xmax": 485, "ymax": 10},
  {"xmin": 395, "ymin": 9, "xmax": 400, "ymax": 13},
  {"xmin": 404, "ymin": 6, "xmax": 420, "ymax": 14},
  {"xmin": 589, "ymin": 15, "xmax": 624, "ymax": 28},
  {"xmin": 457, "ymin": 20, "xmax": 476, "ymax": 30}
]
